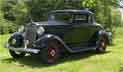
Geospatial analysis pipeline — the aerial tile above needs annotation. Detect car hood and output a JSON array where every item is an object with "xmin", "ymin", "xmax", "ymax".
[{"xmin": 30, "ymin": 21, "xmax": 69, "ymax": 38}]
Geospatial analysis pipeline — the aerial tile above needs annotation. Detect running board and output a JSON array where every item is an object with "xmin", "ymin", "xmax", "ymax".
[
  {"xmin": 64, "ymin": 44, "xmax": 97, "ymax": 53},
  {"xmin": 70, "ymin": 47, "xmax": 96, "ymax": 53}
]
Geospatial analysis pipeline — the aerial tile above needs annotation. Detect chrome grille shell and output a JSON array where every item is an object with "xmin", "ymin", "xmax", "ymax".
[{"xmin": 25, "ymin": 23, "xmax": 37, "ymax": 47}]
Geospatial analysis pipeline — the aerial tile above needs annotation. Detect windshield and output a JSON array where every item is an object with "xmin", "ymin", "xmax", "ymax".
[{"xmin": 49, "ymin": 12, "xmax": 89, "ymax": 23}]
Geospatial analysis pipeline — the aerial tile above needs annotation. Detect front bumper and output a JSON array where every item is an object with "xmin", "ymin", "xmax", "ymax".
[{"xmin": 6, "ymin": 44, "xmax": 40, "ymax": 54}]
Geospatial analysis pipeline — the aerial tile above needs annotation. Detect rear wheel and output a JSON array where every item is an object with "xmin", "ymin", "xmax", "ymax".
[
  {"xmin": 96, "ymin": 36, "xmax": 108, "ymax": 52},
  {"xmin": 41, "ymin": 40, "xmax": 61, "ymax": 64}
]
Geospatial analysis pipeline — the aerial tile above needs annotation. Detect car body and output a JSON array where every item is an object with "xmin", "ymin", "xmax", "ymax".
[{"xmin": 6, "ymin": 9, "xmax": 110, "ymax": 64}]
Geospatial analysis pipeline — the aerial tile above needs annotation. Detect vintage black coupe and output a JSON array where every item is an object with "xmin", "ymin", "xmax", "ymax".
[{"xmin": 6, "ymin": 9, "xmax": 110, "ymax": 64}]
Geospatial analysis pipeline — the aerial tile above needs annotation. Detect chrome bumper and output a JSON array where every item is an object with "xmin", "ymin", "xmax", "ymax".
[{"xmin": 5, "ymin": 44, "xmax": 40, "ymax": 54}]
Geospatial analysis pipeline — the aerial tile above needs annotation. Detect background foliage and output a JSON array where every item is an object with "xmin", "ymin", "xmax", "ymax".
[{"xmin": 0, "ymin": 0, "xmax": 122, "ymax": 34}]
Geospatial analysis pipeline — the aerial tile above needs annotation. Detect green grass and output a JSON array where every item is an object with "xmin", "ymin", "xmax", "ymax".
[{"xmin": 0, "ymin": 27, "xmax": 123, "ymax": 72}]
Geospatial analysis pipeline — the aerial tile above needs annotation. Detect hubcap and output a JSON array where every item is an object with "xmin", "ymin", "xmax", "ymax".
[
  {"xmin": 48, "ymin": 48, "xmax": 56, "ymax": 58},
  {"xmin": 50, "ymin": 50, "xmax": 55, "ymax": 56},
  {"xmin": 101, "ymin": 41, "xmax": 105, "ymax": 47},
  {"xmin": 50, "ymin": 49, "xmax": 56, "ymax": 57},
  {"xmin": 11, "ymin": 39, "xmax": 16, "ymax": 45},
  {"xmin": 48, "ymin": 48, "xmax": 57, "ymax": 63}
]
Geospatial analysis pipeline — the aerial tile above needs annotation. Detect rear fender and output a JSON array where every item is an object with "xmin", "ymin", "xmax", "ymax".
[{"xmin": 98, "ymin": 30, "xmax": 109, "ymax": 44}]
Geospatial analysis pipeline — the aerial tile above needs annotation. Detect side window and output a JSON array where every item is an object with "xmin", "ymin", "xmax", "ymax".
[
  {"xmin": 53, "ymin": 13, "xmax": 73, "ymax": 23},
  {"xmin": 72, "ymin": 14, "xmax": 88, "ymax": 24}
]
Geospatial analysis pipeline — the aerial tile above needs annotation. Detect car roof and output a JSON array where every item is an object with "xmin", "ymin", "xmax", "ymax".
[{"xmin": 50, "ymin": 9, "xmax": 93, "ymax": 15}]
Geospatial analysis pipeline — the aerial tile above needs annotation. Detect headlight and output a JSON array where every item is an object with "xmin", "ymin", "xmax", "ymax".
[
  {"xmin": 18, "ymin": 25, "xmax": 24, "ymax": 32},
  {"xmin": 11, "ymin": 39, "xmax": 16, "ymax": 45},
  {"xmin": 37, "ymin": 26, "xmax": 45, "ymax": 35}
]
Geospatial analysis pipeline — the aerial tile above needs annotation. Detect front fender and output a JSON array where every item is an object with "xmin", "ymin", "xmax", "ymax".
[
  {"xmin": 34, "ymin": 34, "xmax": 74, "ymax": 52},
  {"xmin": 11, "ymin": 32, "xmax": 24, "ymax": 38},
  {"xmin": 34, "ymin": 34, "xmax": 64, "ymax": 48},
  {"xmin": 6, "ymin": 32, "xmax": 24, "ymax": 48}
]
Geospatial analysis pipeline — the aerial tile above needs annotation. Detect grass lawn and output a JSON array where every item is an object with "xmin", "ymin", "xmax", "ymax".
[{"xmin": 0, "ymin": 27, "xmax": 123, "ymax": 72}]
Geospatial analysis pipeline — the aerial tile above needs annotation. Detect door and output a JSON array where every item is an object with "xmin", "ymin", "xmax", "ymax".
[
  {"xmin": 63, "ymin": 14, "xmax": 96, "ymax": 47},
  {"xmin": 64, "ymin": 24, "xmax": 94, "ymax": 47}
]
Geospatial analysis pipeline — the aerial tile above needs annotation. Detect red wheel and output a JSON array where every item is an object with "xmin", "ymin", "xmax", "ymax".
[
  {"xmin": 96, "ymin": 37, "xmax": 108, "ymax": 52},
  {"xmin": 47, "ymin": 47, "xmax": 58, "ymax": 63},
  {"xmin": 41, "ymin": 40, "xmax": 60, "ymax": 64}
]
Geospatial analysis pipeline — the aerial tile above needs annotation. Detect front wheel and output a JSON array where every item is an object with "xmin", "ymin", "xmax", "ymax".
[
  {"xmin": 40, "ymin": 40, "xmax": 61, "ymax": 64},
  {"xmin": 9, "ymin": 50, "xmax": 25, "ymax": 59},
  {"xmin": 96, "ymin": 36, "xmax": 108, "ymax": 53}
]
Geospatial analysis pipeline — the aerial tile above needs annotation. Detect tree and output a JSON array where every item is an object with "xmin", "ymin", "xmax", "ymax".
[
  {"xmin": 0, "ymin": 0, "xmax": 121, "ymax": 34},
  {"xmin": 82, "ymin": 0, "xmax": 121, "ymax": 31}
]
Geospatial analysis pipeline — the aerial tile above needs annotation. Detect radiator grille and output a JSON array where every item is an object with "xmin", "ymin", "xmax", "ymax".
[{"xmin": 25, "ymin": 24, "xmax": 37, "ymax": 47}]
